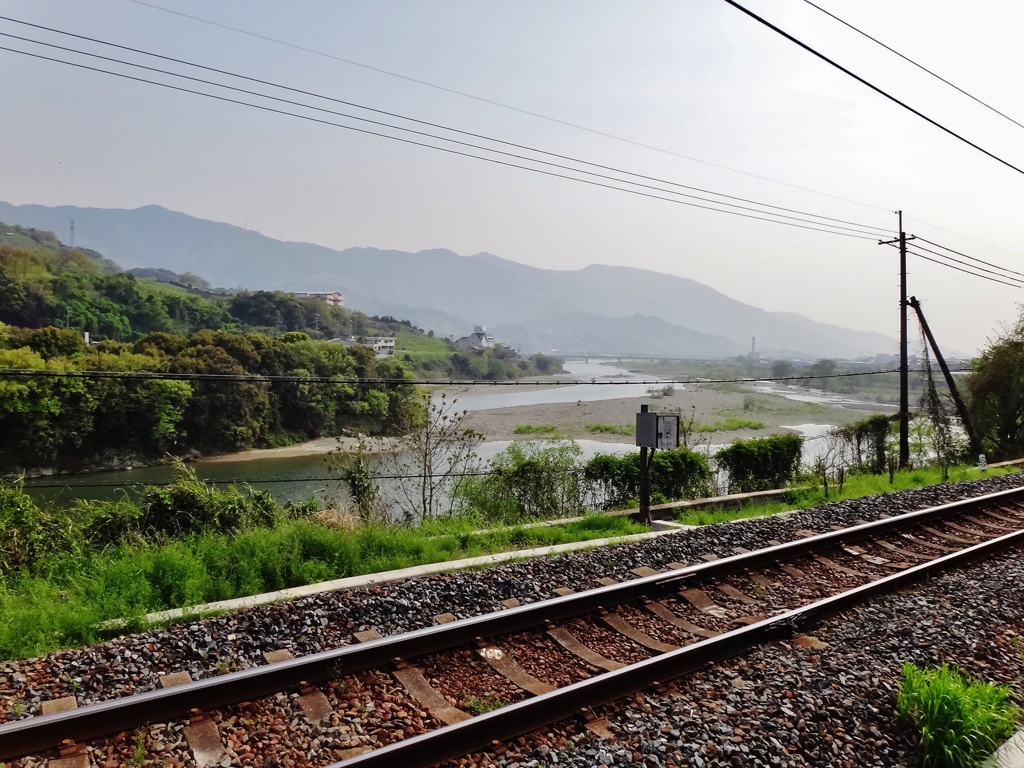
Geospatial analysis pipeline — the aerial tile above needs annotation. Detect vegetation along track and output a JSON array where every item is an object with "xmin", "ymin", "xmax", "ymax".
[{"xmin": 4, "ymin": 484, "xmax": 1024, "ymax": 766}]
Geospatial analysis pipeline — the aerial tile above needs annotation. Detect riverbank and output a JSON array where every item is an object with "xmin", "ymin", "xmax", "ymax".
[{"xmin": 457, "ymin": 380, "xmax": 872, "ymax": 446}]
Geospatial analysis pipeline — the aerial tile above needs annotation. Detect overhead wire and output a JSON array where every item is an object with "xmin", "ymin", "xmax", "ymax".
[
  {"xmin": 0, "ymin": 23, "xmax": 892, "ymax": 239},
  {"xmin": 0, "ymin": 17, "xmax": 892, "ymax": 236},
  {"xmin": 909, "ymin": 243, "xmax": 1024, "ymax": 286},
  {"xmin": 123, "ymin": 0, "xmax": 893, "ymax": 214},
  {"xmin": 720, "ymin": 0, "xmax": 1024, "ymax": 178},
  {"xmin": 880, "ymin": 239, "xmax": 1024, "ymax": 289},
  {"xmin": 914, "ymin": 237, "xmax": 1024, "ymax": 280},
  {"xmin": 0, "ymin": 368, "xmax": 903, "ymax": 386},
  {"xmin": 801, "ymin": 0, "xmax": 1024, "ymax": 133},
  {"xmin": 907, "ymin": 244, "xmax": 1024, "ymax": 288},
  {"xmin": 0, "ymin": 45, "xmax": 885, "ymax": 241},
  {"xmin": 906, "ymin": 216, "xmax": 1024, "ymax": 265}
]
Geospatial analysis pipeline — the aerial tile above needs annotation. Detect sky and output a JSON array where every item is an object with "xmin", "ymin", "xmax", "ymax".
[{"xmin": 3, "ymin": 0, "xmax": 1024, "ymax": 355}]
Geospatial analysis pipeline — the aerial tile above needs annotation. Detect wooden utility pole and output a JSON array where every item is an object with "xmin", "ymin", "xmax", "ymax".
[
  {"xmin": 879, "ymin": 212, "xmax": 913, "ymax": 469},
  {"xmin": 898, "ymin": 210, "xmax": 909, "ymax": 469}
]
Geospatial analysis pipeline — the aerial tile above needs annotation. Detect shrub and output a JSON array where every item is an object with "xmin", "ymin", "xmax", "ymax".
[
  {"xmin": 0, "ymin": 482, "xmax": 76, "ymax": 574},
  {"xmin": 584, "ymin": 447, "xmax": 712, "ymax": 509},
  {"xmin": 136, "ymin": 465, "xmax": 282, "ymax": 539},
  {"xmin": 457, "ymin": 440, "xmax": 586, "ymax": 522},
  {"xmin": 715, "ymin": 434, "xmax": 803, "ymax": 493}
]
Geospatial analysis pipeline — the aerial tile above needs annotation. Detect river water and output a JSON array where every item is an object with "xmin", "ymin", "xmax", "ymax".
[
  {"xmin": 451, "ymin": 360, "xmax": 671, "ymax": 411},
  {"xmin": 23, "ymin": 361, "xmax": 643, "ymax": 509},
  {"xmin": 21, "ymin": 361, "xmax": 875, "ymax": 509}
]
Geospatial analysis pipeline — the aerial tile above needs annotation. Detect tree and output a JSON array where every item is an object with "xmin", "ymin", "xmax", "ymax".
[
  {"xmin": 330, "ymin": 394, "xmax": 481, "ymax": 521},
  {"xmin": 966, "ymin": 317, "xmax": 1024, "ymax": 459},
  {"xmin": 806, "ymin": 358, "xmax": 837, "ymax": 390},
  {"xmin": 770, "ymin": 360, "xmax": 795, "ymax": 379}
]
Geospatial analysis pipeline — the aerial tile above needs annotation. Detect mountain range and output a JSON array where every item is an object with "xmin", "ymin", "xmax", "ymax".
[{"xmin": 0, "ymin": 202, "xmax": 895, "ymax": 358}]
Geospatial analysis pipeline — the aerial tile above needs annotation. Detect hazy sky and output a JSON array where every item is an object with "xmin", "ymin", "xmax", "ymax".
[{"xmin": 4, "ymin": 0, "xmax": 1024, "ymax": 354}]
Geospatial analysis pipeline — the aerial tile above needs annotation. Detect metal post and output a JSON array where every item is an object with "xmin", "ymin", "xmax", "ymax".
[
  {"xmin": 898, "ymin": 211, "xmax": 910, "ymax": 469},
  {"xmin": 639, "ymin": 404, "xmax": 651, "ymax": 525}
]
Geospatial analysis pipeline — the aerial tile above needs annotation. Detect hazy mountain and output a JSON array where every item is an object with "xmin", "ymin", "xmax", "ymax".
[{"xmin": 0, "ymin": 202, "xmax": 896, "ymax": 358}]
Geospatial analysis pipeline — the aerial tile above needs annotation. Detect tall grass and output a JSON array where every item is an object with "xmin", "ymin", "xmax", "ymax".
[
  {"xmin": 514, "ymin": 424, "xmax": 561, "ymax": 435},
  {"xmin": 676, "ymin": 465, "xmax": 1015, "ymax": 526},
  {"xmin": 0, "ymin": 512, "xmax": 645, "ymax": 661},
  {"xmin": 586, "ymin": 423, "xmax": 634, "ymax": 436},
  {"xmin": 692, "ymin": 417, "xmax": 764, "ymax": 432},
  {"xmin": 897, "ymin": 663, "xmax": 1018, "ymax": 767}
]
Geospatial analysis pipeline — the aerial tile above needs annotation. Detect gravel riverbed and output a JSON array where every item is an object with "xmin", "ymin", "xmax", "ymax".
[{"xmin": 4, "ymin": 473, "xmax": 1024, "ymax": 766}]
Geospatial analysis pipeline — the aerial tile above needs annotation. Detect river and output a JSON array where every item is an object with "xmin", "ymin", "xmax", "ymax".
[{"xmin": 23, "ymin": 361, "xmax": 643, "ymax": 509}]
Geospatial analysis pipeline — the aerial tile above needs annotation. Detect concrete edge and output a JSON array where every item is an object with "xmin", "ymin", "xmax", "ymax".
[
  {"xmin": 985, "ymin": 730, "xmax": 1024, "ymax": 767},
  {"xmin": 141, "ymin": 527, "xmax": 688, "ymax": 625}
]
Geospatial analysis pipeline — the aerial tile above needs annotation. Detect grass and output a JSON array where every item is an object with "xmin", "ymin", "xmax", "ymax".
[
  {"xmin": 394, "ymin": 328, "xmax": 456, "ymax": 374},
  {"xmin": 692, "ymin": 417, "xmax": 765, "ymax": 432},
  {"xmin": 586, "ymin": 423, "xmax": 635, "ymax": 436},
  {"xmin": 462, "ymin": 694, "xmax": 508, "ymax": 715},
  {"xmin": 0, "ymin": 512, "xmax": 646, "ymax": 661},
  {"xmin": 897, "ymin": 663, "xmax": 1018, "ymax": 767},
  {"xmin": 675, "ymin": 464, "xmax": 1016, "ymax": 526},
  {"xmin": 514, "ymin": 424, "xmax": 562, "ymax": 436}
]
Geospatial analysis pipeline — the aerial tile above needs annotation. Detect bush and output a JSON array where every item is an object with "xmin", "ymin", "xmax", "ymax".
[
  {"xmin": 136, "ymin": 465, "xmax": 283, "ymax": 539},
  {"xmin": 0, "ymin": 482, "xmax": 76, "ymax": 574},
  {"xmin": 584, "ymin": 447, "xmax": 712, "ymax": 509},
  {"xmin": 457, "ymin": 440, "xmax": 586, "ymax": 522},
  {"xmin": 715, "ymin": 434, "xmax": 803, "ymax": 493}
]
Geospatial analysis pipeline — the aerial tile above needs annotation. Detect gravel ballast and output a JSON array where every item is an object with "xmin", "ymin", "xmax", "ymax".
[{"xmin": 3, "ymin": 473, "xmax": 1024, "ymax": 767}]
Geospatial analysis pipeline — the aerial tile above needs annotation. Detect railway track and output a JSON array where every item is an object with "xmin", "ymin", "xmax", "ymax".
[{"xmin": 4, "ymin": 484, "xmax": 1024, "ymax": 767}]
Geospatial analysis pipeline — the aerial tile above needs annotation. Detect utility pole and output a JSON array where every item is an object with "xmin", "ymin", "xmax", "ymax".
[
  {"xmin": 898, "ymin": 211, "xmax": 909, "ymax": 469},
  {"xmin": 879, "ymin": 212, "xmax": 914, "ymax": 469}
]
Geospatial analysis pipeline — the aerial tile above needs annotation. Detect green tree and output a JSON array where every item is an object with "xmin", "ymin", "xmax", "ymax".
[
  {"xmin": 967, "ymin": 318, "xmax": 1024, "ymax": 459},
  {"xmin": 770, "ymin": 360, "xmax": 795, "ymax": 379}
]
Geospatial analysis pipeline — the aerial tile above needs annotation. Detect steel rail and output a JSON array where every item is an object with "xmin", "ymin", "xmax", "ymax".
[
  {"xmin": 2, "ymin": 484, "xmax": 1023, "ymax": 760},
  {"xmin": 335, "ymin": 524, "xmax": 1024, "ymax": 767}
]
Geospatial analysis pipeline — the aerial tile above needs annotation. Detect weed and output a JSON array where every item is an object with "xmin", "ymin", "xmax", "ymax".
[
  {"xmin": 514, "ymin": 424, "xmax": 561, "ymax": 436},
  {"xmin": 586, "ymin": 423, "xmax": 634, "ymax": 436},
  {"xmin": 4, "ymin": 698, "xmax": 26, "ymax": 718},
  {"xmin": 897, "ymin": 662, "xmax": 1017, "ymax": 767},
  {"xmin": 462, "ymin": 693, "xmax": 507, "ymax": 715},
  {"xmin": 328, "ymin": 660, "xmax": 347, "ymax": 682},
  {"xmin": 127, "ymin": 727, "xmax": 148, "ymax": 768}
]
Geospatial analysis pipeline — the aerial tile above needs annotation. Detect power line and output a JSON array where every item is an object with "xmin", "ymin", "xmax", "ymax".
[
  {"xmin": 0, "ymin": 18, "xmax": 892, "ymax": 236},
  {"xmin": 0, "ymin": 45, "xmax": 885, "ymax": 242},
  {"xmin": 801, "ymin": 0, "xmax": 1024, "ymax": 133},
  {"xmin": 885, "ymin": 241, "xmax": 1024, "ymax": 289},
  {"xmin": 914, "ymin": 236, "xmax": 1024, "ymax": 280},
  {"xmin": 906, "ymin": 216, "xmax": 1024, "ymax": 265},
  {"xmin": 0, "ymin": 24, "xmax": 891, "ymax": 238},
  {"xmin": 0, "ymin": 368, "xmax": 904, "ymax": 385},
  {"xmin": 721, "ymin": 0, "xmax": 1024, "ymax": 178},
  {"xmin": 907, "ymin": 244, "xmax": 1024, "ymax": 288},
  {"xmin": 124, "ymin": 0, "xmax": 893, "ymax": 214}
]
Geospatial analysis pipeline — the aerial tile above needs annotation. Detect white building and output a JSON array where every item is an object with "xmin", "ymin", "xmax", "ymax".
[
  {"xmin": 330, "ymin": 335, "xmax": 396, "ymax": 359},
  {"xmin": 455, "ymin": 325, "xmax": 498, "ymax": 350},
  {"xmin": 292, "ymin": 291, "xmax": 345, "ymax": 308}
]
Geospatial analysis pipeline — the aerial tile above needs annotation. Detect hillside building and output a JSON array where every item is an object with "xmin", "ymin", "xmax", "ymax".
[{"xmin": 292, "ymin": 291, "xmax": 345, "ymax": 308}]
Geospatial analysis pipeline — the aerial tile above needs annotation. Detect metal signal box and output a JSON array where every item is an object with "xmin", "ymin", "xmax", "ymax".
[{"xmin": 636, "ymin": 412, "xmax": 680, "ymax": 450}]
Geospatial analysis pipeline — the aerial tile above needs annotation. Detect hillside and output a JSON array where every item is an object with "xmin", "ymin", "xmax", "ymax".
[{"xmin": 0, "ymin": 202, "xmax": 896, "ymax": 358}]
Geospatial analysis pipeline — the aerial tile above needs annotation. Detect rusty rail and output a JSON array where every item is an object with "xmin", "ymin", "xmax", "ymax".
[{"xmin": 2, "ymin": 484, "xmax": 1023, "ymax": 761}]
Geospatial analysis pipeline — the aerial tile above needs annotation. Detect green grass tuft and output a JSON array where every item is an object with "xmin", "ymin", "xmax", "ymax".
[
  {"xmin": 897, "ymin": 662, "xmax": 1018, "ymax": 767},
  {"xmin": 675, "ymin": 465, "xmax": 1015, "ymax": 526},
  {"xmin": 586, "ymin": 423, "xmax": 635, "ymax": 436},
  {"xmin": 514, "ymin": 424, "xmax": 561, "ymax": 435},
  {"xmin": 692, "ymin": 417, "xmax": 765, "ymax": 432}
]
